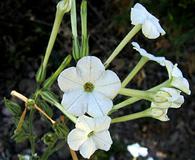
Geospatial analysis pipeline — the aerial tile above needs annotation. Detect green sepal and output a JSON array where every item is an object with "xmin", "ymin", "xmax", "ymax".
[
  {"xmin": 36, "ymin": 64, "xmax": 46, "ymax": 83},
  {"xmin": 4, "ymin": 98, "xmax": 22, "ymax": 117},
  {"xmin": 42, "ymin": 132, "xmax": 57, "ymax": 146}
]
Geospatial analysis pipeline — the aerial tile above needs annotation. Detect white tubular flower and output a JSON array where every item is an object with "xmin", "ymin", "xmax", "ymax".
[
  {"xmin": 132, "ymin": 42, "xmax": 165, "ymax": 66},
  {"xmin": 58, "ymin": 56, "xmax": 121, "ymax": 117},
  {"xmin": 127, "ymin": 143, "xmax": 148, "ymax": 158},
  {"xmin": 149, "ymin": 87, "xmax": 184, "ymax": 121},
  {"xmin": 149, "ymin": 103, "xmax": 169, "ymax": 121},
  {"xmin": 153, "ymin": 87, "xmax": 184, "ymax": 109},
  {"xmin": 67, "ymin": 115, "xmax": 112, "ymax": 159},
  {"xmin": 131, "ymin": 3, "xmax": 165, "ymax": 39},
  {"xmin": 165, "ymin": 60, "xmax": 191, "ymax": 95}
]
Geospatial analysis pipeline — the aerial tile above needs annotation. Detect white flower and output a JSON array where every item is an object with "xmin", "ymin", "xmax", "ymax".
[
  {"xmin": 67, "ymin": 115, "xmax": 112, "ymax": 159},
  {"xmin": 152, "ymin": 87, "xmax": 184, "ymax": 109},
  {"xmin": 131, "ymin": 3, "xmax": 165, "ymax": 39},
  {"xmin": 58, "ymin": 56, "xmax": 121, "ymax": 117},
  {"xmin": 149, "ymin": 104, "xmax": 169, "ymax": 121},
  {"xmin": 149, "ymin": 87, "xmax": 184, "ymax": 121},
  {"xmin": 132, "ymin": 42, "xmax": 166, "ymax": 66},
  {"xmin": 165, "ymin": 60, "xmax": 191, "ymax": 95},
  {"xmin": 127, "ymin": 143, "xmax": 148, "ymax": 158}
]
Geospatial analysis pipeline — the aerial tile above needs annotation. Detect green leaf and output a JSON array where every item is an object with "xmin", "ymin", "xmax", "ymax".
[
  {"xmin": 40, "ymin": 90, "xmax": 59, "ymax": 106},
  {"xmin": 4, "ymin": 98, "xmax": 22, "ymax": 116},
  {"xmin": 52, "ymin": 122, "xmax": 69, "ymax": 140},
  {"xmin": 12, "ymin": 129, "xmax": 29, "ymax": 143},
  {"xmin": 36, "ymin": 99, "xmax": 53, "ymax": 118}
]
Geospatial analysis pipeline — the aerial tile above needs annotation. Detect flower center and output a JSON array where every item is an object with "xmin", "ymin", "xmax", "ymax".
[
  {"xmin": 84, "ymin": 82, "xmax": 94, "ymax": 92},
  {"xmin": 88, "ymin": 131, "xmax": 94, "ymax": 137}
]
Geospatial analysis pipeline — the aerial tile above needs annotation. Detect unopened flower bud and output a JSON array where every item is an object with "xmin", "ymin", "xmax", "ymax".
[{"xmin": 57, "ymin": 0, "xmax": 72, "ymax": 14}]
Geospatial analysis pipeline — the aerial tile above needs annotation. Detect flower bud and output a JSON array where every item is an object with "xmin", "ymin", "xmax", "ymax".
[{"xmin": 57, "ymin": 0, "xmax": 72, "ymax": 14}]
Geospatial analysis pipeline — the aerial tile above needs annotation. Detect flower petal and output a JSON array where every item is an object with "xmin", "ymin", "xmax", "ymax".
[
  {"xmin": 131, "ymin": 3, "xmax": 148, "ymax": 25},
  {"xmin": 87, "ymin": 91, "xmax": 113, "ymax": 117},
  {"xmin": 171, "ymin": 77, "xmax": 191, "ymax": 95},
  {"xmin": 67, "ymin": 129, "xmax": 87, "ymax": 150},
  {"xmin": 93, "ymin": 131, "xmax": 113, "ymax": 151},
  {"xmin": 95, "ymin": 70, "xmax": 121, "ymax": 99},
  {"xmin": 76, "ymin": 115, "xmax": 95, "ymax": 132},
  {"xmin": 76, "ymin": 56, "xmax": 105, "ymax": 83},
  {"xmin": 58, "ymin": 67, "xmax": 83, "ymax": 92},
  {"xmin": 94, "ymin": 116, "xmax": 111, "ymax": 132},
  {"xmin": 79, "ymin": 138, "xmax": 97, "ymax": 159},
  {"xmin": 142, "ymin": 19, "xmax": 160, "ymax": 39},
  {"xmin": 61, "ymin": 90, "xmax": 87, "ymax": 116},
  {"xmin": 132, "ymin": 42, "xmax": 165, "ymax": 66}
]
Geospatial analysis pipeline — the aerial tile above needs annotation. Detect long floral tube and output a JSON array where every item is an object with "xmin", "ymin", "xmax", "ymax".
[
  {"xmin": 122, "ymin": 57, "xmax": 149, "ymax": 87},
  {"xmin": 118, "ymin": 88, "xmax": 153, "ymax": 101},
  {"xmin": 104, "ymin": 25, "xmax": 141, "ymax": 68},
  {"xmin": 110, "ymin": 80, "xmax": 170, "ymax": 113},
  {"xmin": 111, "ymin": 109, "xmax": 150, "ymax": 123}
]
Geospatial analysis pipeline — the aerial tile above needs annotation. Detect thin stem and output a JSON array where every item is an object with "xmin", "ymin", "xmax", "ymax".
[
  {"xmin": 43, "ymin": 55, "xmax": 72, "ymax": 88},
  {"xmin": 111, "ymin": 109, "xmax": 150, "ymax": 123},
  {"xmin": 42, "ymin": 8, "xmax": 65, "ymax": 71},
  {"xmin": 111, "ymin": 80, "xmax": 170, "ymax": 112},
  {"xmin": 71, "ymin": 0, "xmax": 78, "ymax": 37},
  {"xmin": 122, "ymin": 57, "xmax": 148, "ymax": 87},
  {"xmin": 118, "ymin": 88, "xmax": 153, "ymax": 101},
  {"xmin": 104, "ymin": 25, "xmax": 141, "ymax": 68},
  {"xmin": 80, "ymin": 0, "xmax": 88, "ymax": 57},
  {"xmin": 69, "ymin": 148, "xmax": 79, "ymax": 160},
  {"xmin": 15, "ymin": 108, "xmax": 27, "ymax": 132},
  {"xmin": 54, "ymin": 103, "xmax": 77, "ymax": 123},
  {"xmin": 11, "ymin": 90, "xmax": 56, "ymax": 125},
  {"xmin": 34, "ymin": 104, "xmax": 56, "ymax": 125}
]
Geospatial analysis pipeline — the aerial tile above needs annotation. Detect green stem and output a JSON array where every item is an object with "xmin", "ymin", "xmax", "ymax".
[
  {"xmin": 81, "ymin": 0, "xmax": 89, "ymax": 57},
  {"xmin": 122, "ymin": 57, "xmax": 148, "ymax": 87},
  {"xmin": 111, "ymin": 80, "xmax": 170, "ymax": 112},
  {"xmin": 43, "ymin": 55, "xmax": 72, "ymax": 88},
  {"xmin": 71, "ymin": 0, "xmax": 80, "ymax": 60},
  {"xmin": 118, "ymin": 88, "xmax": 153, "ymax": 101},
  {"xmin": 111, "ymin": 109, "xmax": 150, "ymax": 123},
  {"xmin": 54, "ymin": 102, "xmax": 77, "ymax": 123},
  {"xmin": 29, "ymin": 109, "xmax": 36, "ymax": 157},
  {"xmin": 42, "ymin": 8, "xmax": 65, "ymax": 72},
  {"xmin": 104, "ymin": 25, "xmax": 141, "ymax": 68},
  {"xmin": 71, "ymin": 0, "xmax": 78, "ymax": 38}
]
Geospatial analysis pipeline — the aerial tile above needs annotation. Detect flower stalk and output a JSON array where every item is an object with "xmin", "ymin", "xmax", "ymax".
[
  {"xmin": 43, "ymin": 55, "xmax": 72, "ymax": 88},
  {"xmin": 118, "ymin": 88, "xmax": 153, "ymax": 101},
  {"xmin": 104, "ymin": 25, "xmax": 142, "ymax": 68},
  {"xmin": 111, "ymin": 109, "xmax": 150, "ymax": 123},
  {"xmin": 36, "ymin": 0, "xmax": 71, "ymax": 83},
  {"xmin": 122, "ymin": 57, "xmax": 148, "ymax": 87},
  {"xmin": 11, "ymin": 90, "xmax": 56, "ymax": 125}
]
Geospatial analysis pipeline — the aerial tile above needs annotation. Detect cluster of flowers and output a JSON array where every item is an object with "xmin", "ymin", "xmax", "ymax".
[{"xmin": 57, "ymin": 3, "xmax": 190, "ymax": 159}]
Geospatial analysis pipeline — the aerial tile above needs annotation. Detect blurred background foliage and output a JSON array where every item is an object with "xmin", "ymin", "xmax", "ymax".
[{"xmin": 0, "ymin": 0, "xmax": 195, "ymax": 159}]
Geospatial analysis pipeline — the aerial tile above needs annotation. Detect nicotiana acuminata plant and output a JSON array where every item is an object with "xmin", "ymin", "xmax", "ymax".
[{"xmin": 5, "ymin": 1, "xmax": 191, "ymax": 160}]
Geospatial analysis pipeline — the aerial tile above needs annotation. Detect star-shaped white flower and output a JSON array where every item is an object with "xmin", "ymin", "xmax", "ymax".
[
  {"xmin": 165, "ymin": 60, "xmax": 191, "ymax": 95},
  {"xmin": 153, "ymin": 87, "xmax": 184, "ymax": 109},
  {"xmin": 127, "ymin": 143, "xmax": 148, "ymax": 158},
  {"xmin": 67, "ymin": 115, "xmax": 112, "ymax": 159},
  {"xmin": 132, "ymin": 42, "xmax": 166, "ymax": 66},
  {"xmin": 58, "ymin": 56, "xmax": 121, "ymax": 117},
  {"xmin": 131, "ymin": 3, "xmax": 165, "ymax": 39}
]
